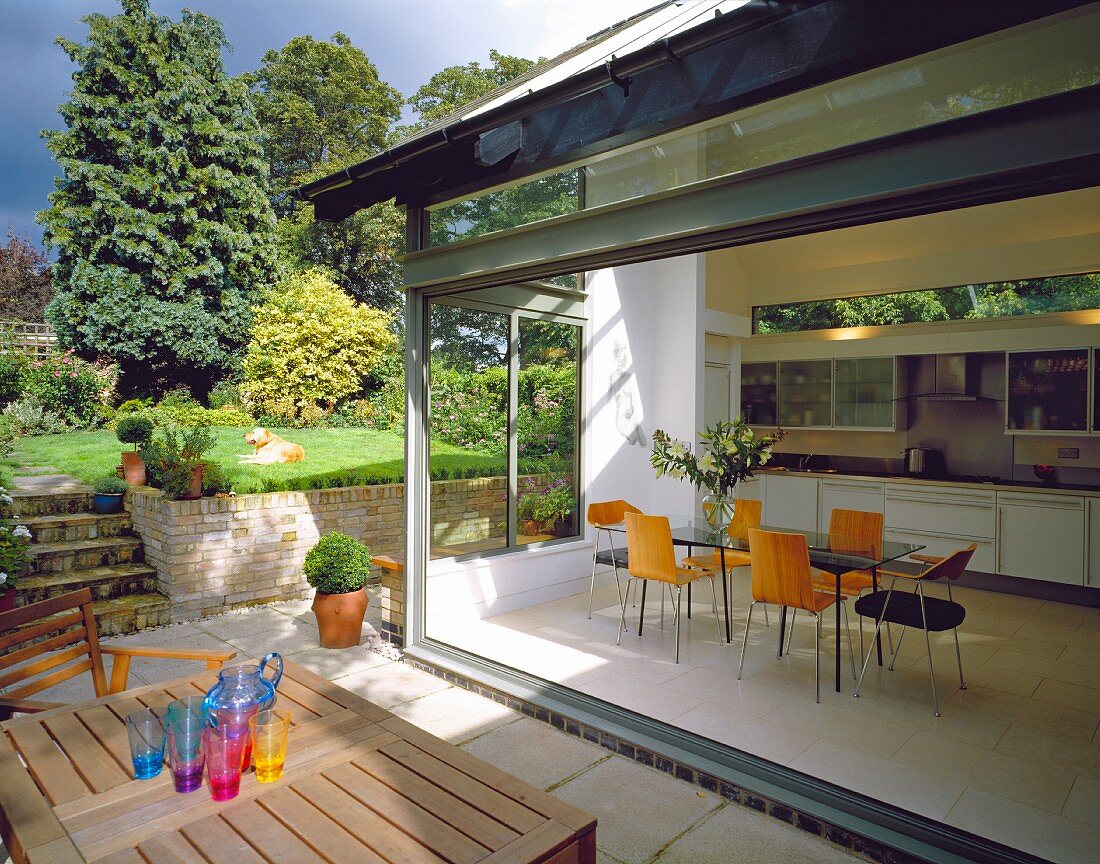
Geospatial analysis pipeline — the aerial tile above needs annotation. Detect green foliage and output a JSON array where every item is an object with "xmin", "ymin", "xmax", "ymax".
[
  {"xmin": 303, "ymin": 532, "xmax": 372, "ymax": 594},
  {"xmin": 244, "ymin": 32, "xmax": 401, "ymax": 204},
  {"xmin": 429, "ymin": 365, "xmax": 508, "ymax": 451},
  {"xmin": 0, "ymin": 231, "xmax": 53, "ymax": 323},
  {"xmin": 38, "ymin": 0, "xmax": 280, "ymax": 397},
  {"xmin": 0, "ymin": 418, "xmax": 20, "ymax": 459},
  {"xmin": 117, "ymin": 398, "xmax": 152, "ymax": 415},
  {"xmin": 240, "ymin": 270, "xmax": 396, "ymax": 422},
  {"xmin": 22, "ymin": 350, "xmax": 117, "ymax": 427},
  {"xmin": 207, "ymin": 380, "xmax": 242, "ymax": 410},
  {"xmin": 200, "ymin": 460, "xmax": 232, "ymax": 496},
  {"xmin": 0, "ymin": 492, "xmax": 31, "ymax": 593},
  {"xmin": 92, "ymin": 475, "xmax": 129, "ymax": 495},
  {"xmin": 0, "ymin": 353, "xmax": 27, "ymax": 406},
  {"xmin": 406, "ymin": 50, "xmax": 537, "ymax": 131},
  {"xmin": 115, "ymin": 415, "xmax": 153, "ymax": 448},
  {"xmin": 3, "ymin": 395, "xmax": 69, "ymax": 436},
  {"xmin": 652, "ymin": 420, "xmax": 784, "ymax": 496},
  {"xmin": 140, "ymin": 425, "xmax": 217, "ymax": 499}
]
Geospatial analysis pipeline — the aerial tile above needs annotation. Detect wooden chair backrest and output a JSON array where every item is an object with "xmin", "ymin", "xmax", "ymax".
[
  {"xmin": 747, "ymin": 528, "xmax": 818, "ymax": 611},
  {"xmin": 726, "ymin": 499, "xmax": 762, "ymax": 541},
  {"xmin": 0, "ymin": 588, "xmax": 108, "ymax": 700},
  {"xmin": 588, "ymin": 500, "xmax": 641, "ymax": 528},
  {"xmin": 921, "ymin": 543, "xmax": 976, "ymax": 582},
  {"xmin": 828, "ymin": 508, "xmax": 883, "ymax": 559},
  {"xmin": 625, "ymin": 512, "xmax": 678, "ymax": 585}
]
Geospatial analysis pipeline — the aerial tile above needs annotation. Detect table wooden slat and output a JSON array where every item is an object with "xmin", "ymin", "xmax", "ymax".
[
  {"xmin": 381, "ymin": 739, "xmax": 544, "ymax": 835},
  {"xmin": 290, "ymin": 774, "xmax": 449, "ymax": 864},
  {"xmin": 74, "ymin": 705, "xmax": 134, "ymax": 774},
  {"xmin": 356, "ymin": 749, "xmax": 521, "ymax": 850},
  {"xmin": 136, "ymin": 689, "xmax": 175, "ymax": 710},
  {"xmin": 220, "ymin": 800, "xmax": 326, "ymax": 864},
  {"xmin": 44, "ymin": 713, "xmax": 131, "ymax": 793},
  {"xmin": 324, "ymin": 762, "xmax": 489, "ymax": 864},
  {"xmin": 278, "ymin": 662, "xmax": 391, "ymax": 723},
  {"xmin": 256, "ymin": 786, "xmax": 389, "ymax": 864},
  {"xmin": 379, "ymin": 716, "xmax": 596, "ymax": 834},
  {"xmin": 136, "ymin": 832, "xmax": 209, "ymax": 864},
  {"xmin": 480, "ymin": 820, "xmax": 578, "ymax": 864},
  {"xmin": 178, "ymin": 815, "xmax": 267, "ymax": 864},
  {"xmin": 0, "ymin": 733, "xmax": 72, "ymax": 862},
  {"xmin": 89, "ymin": 849, "xmax": 144, "ymax": 864},
  {"xmin": 7, "ymin": 720, "xmax": 88, "ymax": 805},
  {"xmin": 270, "ymin": 676, "xmax": 339, "ymax": 721},
  {"xmin": 23, "ymin": 836, "xmax": 85, "ymax": 864}
]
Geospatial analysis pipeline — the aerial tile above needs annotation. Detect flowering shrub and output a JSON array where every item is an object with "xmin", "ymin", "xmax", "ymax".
[
  {"xmin": 0, "ymin": 486, "xmax": 30, "ymax": 595},
  {"xmin": 651, "ymin": 419, "xmax": 784, "ymax": 495},
  {"xmin": 516, "ymin": 475, "xmax": 576, "ymax": 527},
  {"xmin": 429, "ymin": 366, "xmax": 508, "ymax": 451},
  {"xmin": 22, "ymin": 350, "xmax": 117, "ymax": 427}
]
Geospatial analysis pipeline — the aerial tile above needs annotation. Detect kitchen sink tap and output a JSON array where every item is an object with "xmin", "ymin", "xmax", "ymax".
[{"xmin": 798, "ymin": 454, "xmax": 813, "ymax": 471}]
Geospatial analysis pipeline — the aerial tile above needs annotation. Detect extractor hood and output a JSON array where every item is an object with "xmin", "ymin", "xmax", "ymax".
[{"xmin": 907, "ymin": 354, "xmax": 996, "ymax": 402}]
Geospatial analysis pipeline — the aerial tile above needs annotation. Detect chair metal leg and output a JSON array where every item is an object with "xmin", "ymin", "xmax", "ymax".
[
  {"xmin": 887, "ymin": 625, "xmax": 907, "ymax": 671},
  {"xmin": 668, "ymin": 581, "xmax": 677, "ymax": 664},
  {"xmin": 764, "ymin": 604, "xmax": 770, "ymax": 627},
  {"xmin": 815, "ymin": 612, "xmax": 821, "ymax": 704},
  {"xmin": 660, "ymin": 583, "xmax": 666, "ymax": 630},
  {"xmin": 841, "ymin": 602, "xmax": 857, "ymax": 679},
  {"xmin": 587, "ymin": 534, "xmax": 600, "ymax": 619},
  {"xmin": 616, "ymin": 578, "xmax": 632, "ymax": 646},
  {"xmin": 709, "ymin": 577, "xmax": 723, "ymax": 643},
  {"xmin": 638, "ymin": 580, "xmax": 648, "ymax": 636},
  {"xmin": 917, "ymin": 584, "xmax": 941, "ymax": 716},
  {"xmin": 855, "ymin": 585, "xmax": 896, "ymax": 700},
  {"xmin": 953, "ymin": 627, "xmax": 967, "ymax": 690},
  {"xmin": 785, "ymin": 608, "xmax": 796, "ymax": 654},
  {"xmin": 737, "ymin": 602, "xmax": 755, "ymax": 680}
]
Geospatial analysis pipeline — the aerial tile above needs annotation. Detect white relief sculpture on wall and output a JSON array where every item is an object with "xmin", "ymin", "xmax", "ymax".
[{"xmin": 610, "ymin": 340, "xmax": 646, "ymax": 447}]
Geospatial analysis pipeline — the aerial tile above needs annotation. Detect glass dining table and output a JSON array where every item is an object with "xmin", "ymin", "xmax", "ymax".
[{"xmin": 607, "ymin": 515, "xmax": 924, "ymax": 693}]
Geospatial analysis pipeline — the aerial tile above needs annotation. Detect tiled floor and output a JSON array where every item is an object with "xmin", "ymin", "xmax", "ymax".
[
  {"xmin": 1, "ymin": 600, "xmax": 860, "ymax": 864},
  {"xmin": 428, "ymin": 570, "xmax": 1100, "ymax": 864}
]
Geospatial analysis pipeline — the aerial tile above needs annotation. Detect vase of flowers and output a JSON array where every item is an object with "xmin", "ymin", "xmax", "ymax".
[{"xmin": 650, "ymin": 419, "xmax": 784, "ymax": 529}]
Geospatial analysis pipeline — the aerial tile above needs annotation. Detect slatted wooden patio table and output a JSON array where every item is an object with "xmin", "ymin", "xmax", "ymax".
[{"xmin": 0, "ymin": 659, "xmax": 596, "ymax": 864}]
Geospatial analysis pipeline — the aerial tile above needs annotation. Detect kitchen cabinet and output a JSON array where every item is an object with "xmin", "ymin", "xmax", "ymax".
[
  {"xmin": 820, "ymin": 479, "xmax": 884, "ymax": 532},
  {"xmin": 884, "ymin": 483, "xmax": 997, "ymax": 572},
  {"xmin": 1005, "ymin": 348, "xmax": 1089, "ymax": 434},
  {"xmin": 834, "ymin": 357, "xmax": 895, "ymax": 429},
  {"xmin": 739, "ymin": 362, "xmax": 777, "ymax": 426},
  {"xmin": 779, "ymin": 360, "xmax": 832, "ymax": 428},
  {"xmin": 762, "ymin": 474, "xmax": 819, "ymax": 531},
  {"xmin": 1088, "ymin": 498, "xmax": 1100, "ymax": 587},
  {"xmin": 997, "ymin": 492, "xmax": 1084, "ymax": 585}
]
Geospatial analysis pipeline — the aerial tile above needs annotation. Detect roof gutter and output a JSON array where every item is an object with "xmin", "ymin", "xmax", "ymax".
[{"xmin": 293, "ymin": 0, "xmax": 791, "ymax": 202}]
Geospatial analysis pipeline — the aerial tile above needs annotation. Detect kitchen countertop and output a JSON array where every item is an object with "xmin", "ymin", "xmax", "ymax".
[{"xmin": 758, "ymin": 468, "xmax": 1100, "ymax": 496}]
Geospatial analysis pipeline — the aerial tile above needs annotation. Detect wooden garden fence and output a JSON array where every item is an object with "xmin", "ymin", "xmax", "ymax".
[{"xmin": 0, "ymin": 320, "xmax": 58, "ymax": 359}]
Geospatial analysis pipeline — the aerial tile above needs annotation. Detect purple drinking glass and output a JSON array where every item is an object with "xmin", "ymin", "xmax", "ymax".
[{"xmin": 165, "ymin": 715, "xmax": 205, "ymax": 793}]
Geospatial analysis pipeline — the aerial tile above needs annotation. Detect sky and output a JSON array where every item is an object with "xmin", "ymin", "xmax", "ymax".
[{"xmin": 0, "ymin": 0, "xmax": 654, "ymax": 249}]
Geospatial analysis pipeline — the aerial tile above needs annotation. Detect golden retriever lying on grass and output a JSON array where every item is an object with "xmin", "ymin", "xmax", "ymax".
[{"xmin": 238, "ymin": 427, "xmax": 305, "ymax": 464}]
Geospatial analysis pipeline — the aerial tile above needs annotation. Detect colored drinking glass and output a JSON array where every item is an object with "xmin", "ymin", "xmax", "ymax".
[
  {"xmin": 248, "ymin": 709, "xmax": 291, "ymax": 783},
  {"xmin": 165, "ymin": 715, "xmax": 205, "ymax": 793},
  {"xmin": 166, "ymin": 695, "xmax": 206, "ymax": 726},
  {"xmin": 203, "ymin": 726, "xmax": 245, "ymax": 801},
  {"xmin": 125, "ymin": 708, "xmax": 166, "ymax": 780}
]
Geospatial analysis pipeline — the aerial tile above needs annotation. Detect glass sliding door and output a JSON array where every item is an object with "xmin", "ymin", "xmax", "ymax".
[{"xmin": 516, "ymin": 317, "xmax": 581, "ymax": 546}]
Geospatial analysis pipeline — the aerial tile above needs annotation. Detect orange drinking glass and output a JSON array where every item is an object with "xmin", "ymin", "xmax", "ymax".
[{"xmin": 248, "ymin": 709, "xmax": 291, "ymax": 783}]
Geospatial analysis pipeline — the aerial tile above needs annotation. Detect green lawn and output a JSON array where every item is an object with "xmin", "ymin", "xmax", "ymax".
[{"xmin": 11, "ymin": 427, "xmax": 504, "ymax": 494}]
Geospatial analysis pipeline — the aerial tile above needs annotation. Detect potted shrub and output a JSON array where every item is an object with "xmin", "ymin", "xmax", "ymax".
[
  {"xmin": 92, "ymin": 475, "xmax": 129, "ymax": 514},
  {"xmin": 116, "ymin": 415, "xmax": 154, "ymax": 485},
  {"xmin": 0, "ymin": 488, "xmax": 30, "ymax": 613},
  {"xmin": 304, "ymin": 532, "xmax": 372, "ymax": 649},
  {"xmin": 517, "ymin": 490, "xmax": 542, "ymax": 535},
  {"xmin": 140, "ymin": 425, "xmax": 217, "ymax": 500},
  {"xmin": 531, "ymin": 478, "xmax": 576, "ymax": 537}
]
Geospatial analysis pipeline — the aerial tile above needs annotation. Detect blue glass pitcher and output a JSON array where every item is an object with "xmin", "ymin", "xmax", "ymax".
[{"xmin": 202, "ymin": 652, "xmax": 283, "ymax": 736}]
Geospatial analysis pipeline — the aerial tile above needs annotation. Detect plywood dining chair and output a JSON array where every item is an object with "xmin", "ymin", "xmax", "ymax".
[
  {"xmin": 586, "ymin": 500, "xmax": 642, "ymax": 619},
  {"xmin": 739, "ymin": 528, "xmax": 854, "ymax": 702},
  {"xmin": 618, "ymin": 513, "xmax": 722, "ymax": 663},
  {"xmin": 853, "ymin": 544, "xmax": 975, "ymax": 716},
  {"xmin": 682, "ymin": 498, "xmax": 767, "ymax": 624},
  {"xmin": 0, "ymin": 588, "xmax": 237, "ymax": 720}
]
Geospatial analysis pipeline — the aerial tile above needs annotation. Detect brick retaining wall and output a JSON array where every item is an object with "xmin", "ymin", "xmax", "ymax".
[{"xmin": 128, "ymin": 476, "xmax": 523, "ymax": 628}]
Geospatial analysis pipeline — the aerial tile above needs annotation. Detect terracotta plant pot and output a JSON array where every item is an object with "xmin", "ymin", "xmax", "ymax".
[
  {"xmin": 312, "ymin": 588, "xmax": 369, "ymax": 649},
  {"xmin": 521, "ymin": 519, "xmax": 542, "ymax": 536},
  {"xmin": 121, "ymin": 451, "xmax": 146, "ymax": 486},
  {"xmin": 180, "ymin": 464, "xmax": 204, "ymax": 500}
]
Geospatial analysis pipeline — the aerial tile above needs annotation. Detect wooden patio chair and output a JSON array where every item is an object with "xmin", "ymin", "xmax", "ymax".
[{"xmin": 0, "ymin": 588, "xmax": 236, "ymax": 720}]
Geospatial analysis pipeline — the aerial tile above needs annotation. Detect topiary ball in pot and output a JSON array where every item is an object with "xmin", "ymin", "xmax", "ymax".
[
  {"xmin": 304, "ymin": 532, "xmax": 372, "ymax": 649},
  {"xmin": 116, "ymin": 415, "xmax": 154, "ymax": 485}
]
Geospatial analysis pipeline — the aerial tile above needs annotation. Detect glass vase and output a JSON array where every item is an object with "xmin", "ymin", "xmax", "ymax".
[{"xmin": 701, "ymin": 494, "xmax": 736, "ymax": 530}]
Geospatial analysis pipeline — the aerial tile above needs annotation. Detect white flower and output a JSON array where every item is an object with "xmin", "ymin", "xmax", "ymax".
[
  {"xmin": 667, "ymin": 440, "xmax": 687, "ymax": 458},
  {"xmin": 0, "ymin": 493, "xmax": 12, "ymax": 505},
  {"xmin": 0, "ymin": 572, "xmax": 7, "ymax": 585},
  {"xmin": 697, "ymin": 453, "xmax": 717, "ymax": 473},
  {"xmin": 12, "ymin": 525, "xmax": 30, "ymax": 539}
]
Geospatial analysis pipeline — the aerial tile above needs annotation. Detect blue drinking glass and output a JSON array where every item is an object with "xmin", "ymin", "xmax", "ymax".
[{"xmin": 125, "ymin": 707, "xmax": 167, "ymax": 780}]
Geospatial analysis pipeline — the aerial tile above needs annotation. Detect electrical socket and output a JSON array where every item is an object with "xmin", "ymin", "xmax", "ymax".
[{"xmin": 1057, "ymin": 447, "xmax": 1079, "ymax": 459}]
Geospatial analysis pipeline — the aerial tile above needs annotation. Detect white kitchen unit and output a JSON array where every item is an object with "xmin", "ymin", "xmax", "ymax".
[
  {"xmin": 736, "ymin": 477, "xmax": 763, "ymax": 503},
  {"xmin": 762, "ymin": 474, "xmax": 819, "ymax": 531},
  {"xmin": 820, "ymin": 478, "xmax": 884, "ymax": 531},
  {"xmin": 884, "ymin": 483, "xmax": 998, "ymax": 572},
  {"xmin": 997, "ymin": 491, "xmax": 1085, "ymax": 585},
  {"xmin": 1088, "ymin": 498, "xmax": 1100, "ymax": 587}
]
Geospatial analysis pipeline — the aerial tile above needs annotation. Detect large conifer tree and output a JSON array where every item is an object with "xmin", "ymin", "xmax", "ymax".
[{"xmin": 39, "ymin": 0, "xmax": 279, "ymax": 396}]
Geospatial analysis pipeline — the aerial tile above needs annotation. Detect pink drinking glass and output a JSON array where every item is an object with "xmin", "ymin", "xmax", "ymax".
[{"xmin": 203, "ymin": 726, "xmax": 245, "ymax": 801}]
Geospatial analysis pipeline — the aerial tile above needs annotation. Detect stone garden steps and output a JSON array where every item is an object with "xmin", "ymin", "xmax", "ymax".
[
  {"xmin": 8, "ymin": 473, "xmax": 170, "ymax": 636},
  {"xmin": 19, "ymin": 511, "xmax": 132, "ymax": 543}
]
